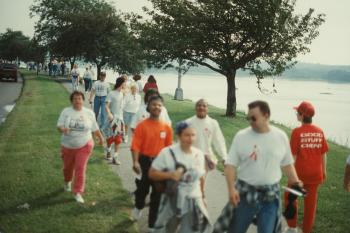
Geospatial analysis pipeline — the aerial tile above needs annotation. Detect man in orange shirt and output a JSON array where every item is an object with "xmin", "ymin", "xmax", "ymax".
[
  {"xmin": 130, "ymin": 95, "xmax": 173, "ymax": 231},
  {"xmin": 284, "ymin": 101, "xmax": 329, "ymax": 233}
]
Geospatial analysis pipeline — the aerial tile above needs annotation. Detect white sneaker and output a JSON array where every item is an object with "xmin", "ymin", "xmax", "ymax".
[
  {"xmin": 64, "ymin": 182, "xmax": 72, "ymax": 192},
  {"xmin": 131, "ymin": 207, "xmax": 142, "ymax": 220},
  {"xmin": 283, "ymin": 227, "xmax": 298, "ymax": 233},
  {"xmin": 112, "ymin": 155, "xmax": 121, "ymax": 165},
  {"xmin": 74, "ymin": 193, "xmax": 85, "ymax": 203}
]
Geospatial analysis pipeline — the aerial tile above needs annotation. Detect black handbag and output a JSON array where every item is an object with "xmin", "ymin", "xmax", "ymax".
[{"xmin": 154, "ymin": 148, "xmax": 186, "ymax": 195}]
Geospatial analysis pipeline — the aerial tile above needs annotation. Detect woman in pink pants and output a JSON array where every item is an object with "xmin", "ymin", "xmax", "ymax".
[{"xmin": 57, "ymin": 91, "xmax": 104, "ymax": 203}]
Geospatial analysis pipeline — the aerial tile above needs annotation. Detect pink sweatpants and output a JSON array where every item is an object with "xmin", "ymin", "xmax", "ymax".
[{"xmin": 61, "ymin": 140, "xmax": 93, "ymax": 194}]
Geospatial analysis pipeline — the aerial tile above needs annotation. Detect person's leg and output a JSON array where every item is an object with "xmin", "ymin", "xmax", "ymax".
[
  {"xmin": 88, "ymin": 79, "xmax": 92, "ymax": 92},
  {"xmin": 284, "ymin": 189, "xmax": 298, "ymax": 228},
  {"xmin": 73, "ymin": 141, "xmax": 93, "ymax": 194},
  {"xmin": 99, "ymin": 96, "xmax": 107, "ymax": 127},
  {"xmin": 149, "ymin": 181, "xmax": 162, "ymax": 228},
  {"xmin": 134, "ymin": 156, "xmax": 152, "ymax": 210},
  {"xmin": 84, "ymin": 78, "xmax": 89, "ymax": 92},
  {"xmin": 61, "ymin": 146, "xmax": 75, "ymax": 183},
  {"xmin": 257, "ymin": 199, "xmax": 279, "ymax": 233},
  {"xmin": 112, "ymin": 135, "xmax": 122, "ymax": 164},
  {"xmin": 93, "ymin": 96, "xmax": 100, "ymax": 120},
  {"xmin": 228, "ymin": 197, "xmax": 258, "ymax": 233},
  {"xmin": 302, "ymin": 184, "xmax": 319, "ymax": 233}
]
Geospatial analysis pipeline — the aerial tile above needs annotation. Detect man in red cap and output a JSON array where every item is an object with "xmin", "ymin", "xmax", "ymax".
[{"xmin": 284, "ymin": 101, "xmax": 329, "ymax": 233}]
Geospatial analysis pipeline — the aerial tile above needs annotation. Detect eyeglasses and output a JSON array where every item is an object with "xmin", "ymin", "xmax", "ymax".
[{"xmin": 246, "ymin": 116, "xmax": 257, "ymax": 122}]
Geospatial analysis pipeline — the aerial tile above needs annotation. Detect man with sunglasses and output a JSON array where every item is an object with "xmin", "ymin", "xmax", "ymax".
[
  {"xmin": 224, "ymin": 100, "xmax": 301, "ymax": 233},
  {"xmin": 284, "ymin": 101, "xmax": 328, "ymax": 233}
]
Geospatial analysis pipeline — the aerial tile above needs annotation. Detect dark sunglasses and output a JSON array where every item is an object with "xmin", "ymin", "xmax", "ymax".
[{"xmin": 246, "ymin": 116, "xmax": 257, "ymax": 122}]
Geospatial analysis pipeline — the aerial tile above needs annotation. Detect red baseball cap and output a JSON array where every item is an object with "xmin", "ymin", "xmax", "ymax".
[{"xmin": 294, "ymin": 101, "xmax": 315, "ymax": 117}]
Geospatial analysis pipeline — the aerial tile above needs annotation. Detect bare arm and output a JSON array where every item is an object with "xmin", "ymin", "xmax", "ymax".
[
  {"xmin": 224, "ymin": 165, "xmax": 240, "ymax": 206},
  {"xmin": 131, "ymin": 150, "xmax": 141, "ymax": 174},
  {"xmin": 57, "ymin": 126, "xmax": 69, "ymax": 134},
  {"xmin": 89, "ymin": 89, "xmax": 95, "ymax": 103},
  {"xmin": 93, "ymin": 130, "xmax": 105, "ymax": 146},
  {"xmin": 281, "ymin": 164, "xmax": 301, "ymax": 185},
  {"xmin": 148, "ymin": 167, "xmax": 182, "ymax": 181},
  {"xmin": 105, "ymin": 101, "xmax": 113, "ymax": 121}
]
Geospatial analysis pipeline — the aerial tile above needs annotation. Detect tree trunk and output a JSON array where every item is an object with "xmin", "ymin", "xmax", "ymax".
[
  {"xmin": 96, "ymin": 64, "xmax": 102, "ymax": 80},
  {"xmin": 225, "ymin": 70, "xmax": 237, "ymax": 117}
]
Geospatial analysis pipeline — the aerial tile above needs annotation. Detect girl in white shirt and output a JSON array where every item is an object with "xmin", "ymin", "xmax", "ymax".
[
  {"xmin": 149, "ymin": 121, "xmax": 210, "ymax": 233},
  {"xmin": 123, "ymin": 84, "xmax": 141, "ymax": 141}
]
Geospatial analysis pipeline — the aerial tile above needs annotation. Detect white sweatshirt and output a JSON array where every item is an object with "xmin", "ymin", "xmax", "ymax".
[{"xmin": 186, "ymin": 115, "xmax": 227, "ymax": 164}]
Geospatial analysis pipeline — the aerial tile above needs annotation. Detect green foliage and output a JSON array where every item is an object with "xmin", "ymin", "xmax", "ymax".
[
  {"xmin": 0, "ymin": 71, "xmax": 137, "ymax": 233},
  {"xmin": 133, "ymin": 0, "xmax": 325, "ymax": 115},
  {"xmin": 0, "ymin": 29, "xmax": 31, "ymax": 62},
  {"xmin": 30, "ymin": 0, "xmax": 144, "ymax": 74}
]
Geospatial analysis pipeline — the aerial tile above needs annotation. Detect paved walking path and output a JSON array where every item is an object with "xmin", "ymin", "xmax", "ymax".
[{"xmin": 59, "ymin": 81, "xmax": 286, "ymax": 233}]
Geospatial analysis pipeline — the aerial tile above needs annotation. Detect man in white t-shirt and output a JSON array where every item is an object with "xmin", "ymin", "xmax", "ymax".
[
  {"xmin": 186, "ymin": 99, "xmax": 227, "ymax": 172},
  {"xmin": 224, "ymin": 100, "xmax": 301, "ymax": 233},
  {"xmin": 89, "ymin": 71, "xmax": 110, "ymax": 127}
]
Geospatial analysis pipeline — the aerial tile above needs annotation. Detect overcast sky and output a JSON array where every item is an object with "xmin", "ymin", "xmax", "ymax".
[{"xmin": 0, "ymin": 0, "xmax": 349, "ymax": 65}]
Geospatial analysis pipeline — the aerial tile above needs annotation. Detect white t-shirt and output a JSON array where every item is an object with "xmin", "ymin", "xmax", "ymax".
[
  {"xmin": 92, "ymin": 80, "xmax": 110, "ymax": 97},
  {"xmin": 57, "ymin": 107, "xmax": 99, "ymax": 149},
  {"xmin": 226, "ymin": 126, "xmax": 294, "ymax": 186},
  {"xmin": 136, "ymin": 80, "xmax": 143, "ymax": 94},
  {"xmin": 130, "ymin": 104, "xmax": 172, "ymax": 129},
  {"xmin": 186, "ymin": 115, "xmax": 227, "ymax": 163},
  {"xmin": 83, "ymin": 70, "xmax": 92, "ymax": 80},
  {"xmin": 71, "ymin": 68, "xmax": 79, "ymax": 79},
  {"xmin": 105, "ymin": 90, "xmax": 124, "ymax": 120},
  {"xmin": 123, "ymin": 93, "xmax": 141, "ymax": 113},
  {"xmin": 152, "ymin": 144, "xmax": 206, "ymax": 198}
]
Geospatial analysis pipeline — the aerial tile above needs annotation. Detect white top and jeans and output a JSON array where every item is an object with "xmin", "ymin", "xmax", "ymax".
[
  {"xmin": 57, "ymin": 107, "xmax": 98, "ymax": 149},
  {"xmin": 123, "ymin": 92, "xmax": 141, "ymax": 126},
  {"xmin": 224, "ymin": 125, "xmax": 294, "ymax": 233},
  {"xmin": 186, "ymin": 115, "xmax": 227, "ymax": 164}
]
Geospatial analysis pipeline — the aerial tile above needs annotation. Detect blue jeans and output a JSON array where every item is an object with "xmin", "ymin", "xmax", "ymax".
[
  {"xmin": 93, "ymin": 96, "xmax": 106, "ymax": 127},
  {"xmin": 228, "ymin": 195, "xmax": 279, "ymax": 233}
]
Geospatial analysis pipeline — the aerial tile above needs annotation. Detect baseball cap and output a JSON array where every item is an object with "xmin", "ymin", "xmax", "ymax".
[{"xmin": 294, "ymin": 101, "xmax": 315, "ymax": 117}]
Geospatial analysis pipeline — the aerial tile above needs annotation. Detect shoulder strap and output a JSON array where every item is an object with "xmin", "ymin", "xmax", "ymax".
[{"xmin": 169, "ymin": 148, "xmax": 177, "ymax": 169}]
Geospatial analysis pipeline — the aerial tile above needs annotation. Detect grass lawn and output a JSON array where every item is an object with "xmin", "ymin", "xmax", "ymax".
[
  {"xmin": 163, "ymin": 94, "xmax": 350, "ymax": 233},
  {"xmin": 0, "ymin": 71, "xmax": 137, "ymax": 233}
]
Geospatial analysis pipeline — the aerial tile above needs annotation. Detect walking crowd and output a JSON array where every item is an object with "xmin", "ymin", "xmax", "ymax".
[{"xmin": 56, "ymin": 69, "xmax": 350, "ymax": 233}]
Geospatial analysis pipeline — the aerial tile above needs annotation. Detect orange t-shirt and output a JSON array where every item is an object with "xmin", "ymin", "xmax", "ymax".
[
  {"xmin": 290, "ymin": 124, "xmax": 329, "ymax": 184},
  {"xmin": 131, "ymin": 118, "xmax": 173, "ymax": 157}
]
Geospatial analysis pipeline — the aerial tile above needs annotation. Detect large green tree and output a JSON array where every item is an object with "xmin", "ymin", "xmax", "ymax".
[
  {"xmin": 0, "ymin": 29, "xmax": 31, "ymax": 62},
  {"xmin": 30, "ymin": 0, "xmax": 144, "ymax": 77},
  {"xmin": 133, "ymin": 0, "xmax": 325, "ymax": 116}
]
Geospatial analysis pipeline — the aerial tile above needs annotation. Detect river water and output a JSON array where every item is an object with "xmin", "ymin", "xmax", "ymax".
[{"xmin": 86, "ymin": 68, "xmax": 350, "ymax": 148}]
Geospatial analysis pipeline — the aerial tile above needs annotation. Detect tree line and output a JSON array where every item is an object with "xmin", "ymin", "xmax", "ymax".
[{"xmin": 0, "ymin": 0, "xmax": 325, "ymax": 116}]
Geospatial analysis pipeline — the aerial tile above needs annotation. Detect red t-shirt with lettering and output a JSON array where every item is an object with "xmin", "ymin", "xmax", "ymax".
[{"xmin": 290, "ymin": 124, "xmax": 329, "ymax": 184}]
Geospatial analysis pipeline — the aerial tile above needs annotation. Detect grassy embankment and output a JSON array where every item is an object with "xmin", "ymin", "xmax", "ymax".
[
  {"xmin": 0, "ymin": 70, "xmax": 137, "ymax": 233},
  {"xmin": 164, "ymin": 92, "xmax": 349, "ymax": 233}
]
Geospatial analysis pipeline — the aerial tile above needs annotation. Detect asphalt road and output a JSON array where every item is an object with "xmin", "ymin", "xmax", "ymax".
[{"xmin": 0, "ymin": 73, "xmax": 23, "ymax": 124}]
